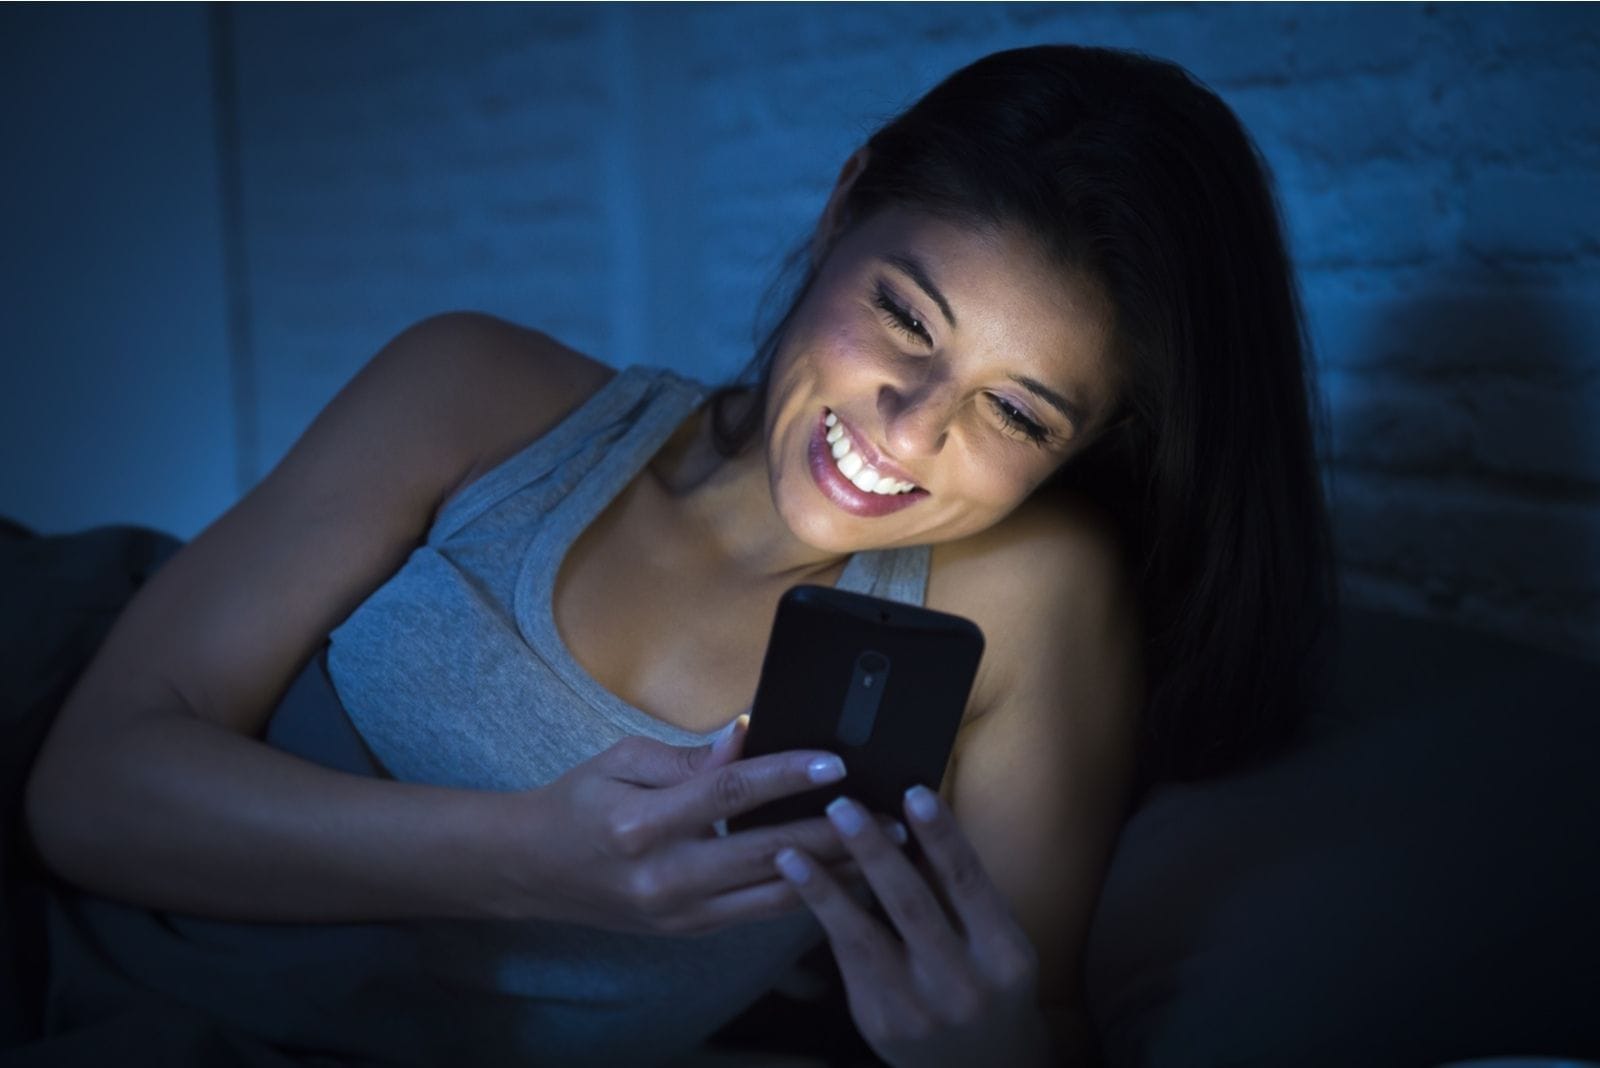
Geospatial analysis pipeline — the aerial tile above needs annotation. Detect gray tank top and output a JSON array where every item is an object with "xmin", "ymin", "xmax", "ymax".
[
  {"xmin": 45, "ymin": 366, "xmax": 930, "ymax": 1067},
  {"xmin": 329, "ymin": 364, "xmax": 930, "ymax": 787},
  {"xmin": 316, "ymin": 365, "xmax": 928, "ymax": 1062}
]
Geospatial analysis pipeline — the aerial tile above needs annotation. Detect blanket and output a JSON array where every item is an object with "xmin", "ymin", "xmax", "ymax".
[{"xmin": 1, "ymin": 520, "xmax": 181, "ymax": 1047}]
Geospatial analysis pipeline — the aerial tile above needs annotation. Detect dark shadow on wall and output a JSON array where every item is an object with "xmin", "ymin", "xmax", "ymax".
[{"xmin": 1322, "ymin": 272, "xmax": 1600, "ymax": 663}]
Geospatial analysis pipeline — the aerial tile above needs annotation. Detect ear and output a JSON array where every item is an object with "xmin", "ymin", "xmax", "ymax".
[{"xmin": 810, "ymin": 147, "xmax": 870, "ymax": 267}]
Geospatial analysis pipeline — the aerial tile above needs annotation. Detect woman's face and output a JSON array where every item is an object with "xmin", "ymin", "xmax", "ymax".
[{"xmin": 763, "ymin": 206, "xmax": 1119, "ymax": 554}]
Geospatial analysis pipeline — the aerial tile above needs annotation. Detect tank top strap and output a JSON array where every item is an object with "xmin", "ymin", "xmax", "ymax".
[
  {"xmin": 427, "ymin": 366, "xmax": 703, "ymax": 546},
  {"xmin": 837, "ymin": 543, "xmax": 931, "ymax": 606}
]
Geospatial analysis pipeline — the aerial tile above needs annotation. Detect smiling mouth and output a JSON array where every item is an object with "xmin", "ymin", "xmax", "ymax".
[{"xmin": 822, "ymin": 411, "xmax": 920, "ymax": 495}]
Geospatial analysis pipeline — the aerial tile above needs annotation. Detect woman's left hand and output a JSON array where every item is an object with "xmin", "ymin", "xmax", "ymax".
[{"xmin": 774, "ymin": 786, "xmax": 1055, "ymax": 1068}]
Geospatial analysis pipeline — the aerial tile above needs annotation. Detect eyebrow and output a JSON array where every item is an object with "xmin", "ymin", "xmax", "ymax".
[
  {"xmin": 1010, "ymin": 374, "xmax": 1086, "ymax": 431},
  {"xmin": 882, "ymin": 254, "xmax": 956, "ymax": 328}
]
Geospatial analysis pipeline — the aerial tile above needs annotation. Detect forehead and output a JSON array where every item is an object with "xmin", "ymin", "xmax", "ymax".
[{"xmin": 833, "ymin": 207, "xmax": 1117, "ymax": 414}]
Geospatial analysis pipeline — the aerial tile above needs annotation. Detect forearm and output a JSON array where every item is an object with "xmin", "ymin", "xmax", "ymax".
[
  {"xmin": 27, "ymin": 685, "xmax": 853, "ymax": 935},
  {"xmin": 25, "ymin": 705, "xmax": 520, "ymax": 923}
]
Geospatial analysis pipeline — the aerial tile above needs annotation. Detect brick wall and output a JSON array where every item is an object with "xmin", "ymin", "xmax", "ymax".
[{"xmin": 224, "ymin": 3, "xmax": 1598, "ymax": 660}]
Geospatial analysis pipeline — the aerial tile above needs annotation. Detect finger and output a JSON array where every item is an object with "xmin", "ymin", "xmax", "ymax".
[
  {"xmin": 676, "ymin": 815, "xmax": 897, "ymax": 896},
  {"xmin": 677, "ymin": 875, "xmax": 808, "ymax": 933},
  {"xmin": 824, "ymin": 797, "xmax": 970, "ymax": 971},
  {"xmin": 700, "ymin": 713, "xmax": 750, "ymax": 772},
  {"xmin": 901, "ymin": 785, "xmax": 1017, "ymax": 940},
  {"xmin": 772, "ymin": 848, "xmax": 915, "ymax": 1017},
  {"xmin": 649, "ymin": 749, "xmax": 848, "ymax": 835},
  {"xmin": 773, "ymin": 848, "xmax": 900, "ymax": 970},
  {"xmin": 601, "ymin": 735, "xmax": 719, "ymax": 789},
  {"xmin": 724, "ymin": 812, "xmax": 907, "ymax": 863},
  {"xmin": 670, "ymin": 857, "xmax": 860, "ymax": 934},
  {"xmin": 599, "ymin": 715, "xmax": 754, "ymax": 790}
]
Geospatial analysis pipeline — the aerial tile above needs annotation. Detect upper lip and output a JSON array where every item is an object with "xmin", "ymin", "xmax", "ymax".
[{"xmin": 826, "ymin": 409, "xmax": 922, "ymax": 489}]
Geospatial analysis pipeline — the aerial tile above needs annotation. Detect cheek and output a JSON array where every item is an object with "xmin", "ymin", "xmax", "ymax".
[
  {"xmin": 961, "ymin": 430, "xmax": 1047, "ymax": 492},
  {"xmin": 788, "ymin": 285, "xmax": 892, "ymax": 375},
  {"xmin": 974, "ymin": 472, "xmax": 1037, "ymax": 515},
  {"xmin": 948, "ymin": 443, "xmax": 1060, "ymax": 519},
  {"xmin": 806, "ymin": 325, "xmax": 884, "ymax": 386},
  {"xmin": 770, "ymin": 303, "xmax": 868, "ymax": 389},
  {"xmin": 766, "ymin": 340, "xmax": 883, "ymax": 453}
]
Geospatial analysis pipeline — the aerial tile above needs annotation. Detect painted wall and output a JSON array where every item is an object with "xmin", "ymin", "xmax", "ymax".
[
  {"xmin": 0, "ymin": 5, "xmax": 236, "ymax": 538},
  {"xmin": 4, "ymin": 3, "xmax": 1597, "ymax": 661}
]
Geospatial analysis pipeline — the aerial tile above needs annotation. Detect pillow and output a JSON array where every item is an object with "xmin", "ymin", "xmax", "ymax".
[{"xmin": 1086, "ymin": 609, "xmax": 1600, "ymax": 1066}]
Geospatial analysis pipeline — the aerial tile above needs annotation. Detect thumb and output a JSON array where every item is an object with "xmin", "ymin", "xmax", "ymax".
[
  {"xmin": 697, "ymin": 712, "xmax": 750, "ymax": 774},
  {"xmin": 605, "ymin": 714, "xmax": 749, "ymax": 788}
]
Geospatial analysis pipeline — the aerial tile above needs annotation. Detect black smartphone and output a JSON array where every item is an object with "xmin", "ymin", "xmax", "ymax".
[{"xmin": 729, "ymin": 584, "xmax": 985, "ymax": 830}]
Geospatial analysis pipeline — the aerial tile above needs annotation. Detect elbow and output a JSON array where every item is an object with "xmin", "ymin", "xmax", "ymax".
[
  {"xmin": 22, "ymin": 723, "xmax": 122, "ymax": 888},
  {"xmin": 24, "ymin": 742, "xmax": 86, "ymax": 882}
]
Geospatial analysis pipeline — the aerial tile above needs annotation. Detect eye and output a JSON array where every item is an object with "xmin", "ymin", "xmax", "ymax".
[
  {"xmin": 986, "ymin": 393, "xmax": 1052, "ymax": 447},
  {"xmin": 872, "ymin": 284, "xmax": 931, "ymax": 347}
]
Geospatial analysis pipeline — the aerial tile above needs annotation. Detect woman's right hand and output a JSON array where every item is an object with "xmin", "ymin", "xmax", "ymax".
[{"xmin": 496, "ymin": 721, "xmax": 867, "ymax": 935}]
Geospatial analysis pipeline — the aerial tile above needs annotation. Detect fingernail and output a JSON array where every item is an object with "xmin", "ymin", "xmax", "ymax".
[
  {"xmin": 775, "ymin": 848, "xmax": 810, "ymax": 884},
  {"xmin": 888, "ymin": 821, "xmax": 909, "ymax": 846},
  {"xmin": 905, "ymin": 785, "xmax": 939, "ymax": 823},
  {"xmin": 807, "ymin": 754, "xmax": 846, "ymax": 784},
  {"xmin": 826, "ymin": 796, "xmax": 865, "ymax": 836}
]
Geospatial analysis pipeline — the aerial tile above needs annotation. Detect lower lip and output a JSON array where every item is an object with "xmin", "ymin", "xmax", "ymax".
[{"xmin": 806, "ymin": 412, "xmax": 927, "ymax": 519}]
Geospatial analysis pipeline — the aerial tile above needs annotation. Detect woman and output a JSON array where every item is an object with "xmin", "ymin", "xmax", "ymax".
[{"xmin": 24, "ymin": 44, "xmax": 1332, "ymax": 1066}]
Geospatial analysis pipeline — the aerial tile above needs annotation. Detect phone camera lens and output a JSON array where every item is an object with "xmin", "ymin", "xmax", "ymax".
[{"xmin": 858, "ymin": 651, "xmax": 889, "ymax": 674}]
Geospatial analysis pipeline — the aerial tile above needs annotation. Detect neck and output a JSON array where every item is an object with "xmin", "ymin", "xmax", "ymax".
[{"xmin": 654, "ymin": 400, "xmax": 847, "ymax": 584}]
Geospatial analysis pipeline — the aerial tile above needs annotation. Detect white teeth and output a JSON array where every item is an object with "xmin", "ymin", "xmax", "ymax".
[{"xmin": 822, "ymin": 413, "xmax": 919, "ymax": 497}]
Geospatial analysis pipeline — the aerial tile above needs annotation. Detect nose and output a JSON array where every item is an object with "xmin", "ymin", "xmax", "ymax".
[{"xmin": 877, "ymin": 378, "xmax": 955, "ymax": 458}]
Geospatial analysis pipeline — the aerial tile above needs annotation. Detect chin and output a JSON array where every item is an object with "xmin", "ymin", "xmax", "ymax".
[{"xmin": 771, "ymin": 482, "xmax": 866, "ymax": 554}]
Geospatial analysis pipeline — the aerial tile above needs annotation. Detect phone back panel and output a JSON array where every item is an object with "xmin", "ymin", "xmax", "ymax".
[{"xmin": 734, "ymin": 585, "xmax": 985, "ymax": 827}]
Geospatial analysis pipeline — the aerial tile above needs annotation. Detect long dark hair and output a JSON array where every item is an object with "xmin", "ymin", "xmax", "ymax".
[{"xmin": 714, "ymin": 45, "xmax": 1336, "ymax": 784}]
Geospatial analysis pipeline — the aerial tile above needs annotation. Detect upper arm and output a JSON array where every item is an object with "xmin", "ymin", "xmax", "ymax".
[
  {"xmin": 45, "ymin": 312, "xmax": 611, "ymax": 740},
  {"xmin": 928, "ymin": 496, "xmax": 1142, "ymax": 1005}
]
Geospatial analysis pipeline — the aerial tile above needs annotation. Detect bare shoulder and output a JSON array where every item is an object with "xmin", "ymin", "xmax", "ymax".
[
  {"xmin": 925, "ymin": 493, "xmax": 1143, "ymax": 1006},
  {"xmin": 371, "ymin": 311, "xmax": 615, "ymax": 490},
  {"xmin": 42, "ymin": 313, "xmax": 615, "ymax": 736},
  {"xmin": 380, "ymin": 310, "xmax": 612, "ymax": 396},
  {"xmin": 927, "ymin": 491, "xmax": 1139, "ymax": 719}
]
